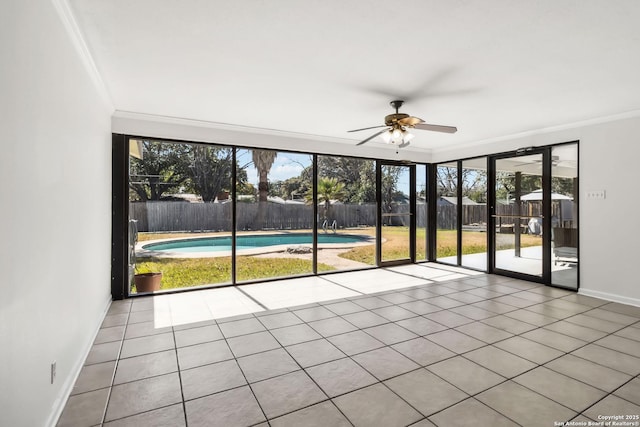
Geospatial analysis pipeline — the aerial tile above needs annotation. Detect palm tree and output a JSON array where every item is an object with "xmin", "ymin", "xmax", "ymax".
[
  {"xmin": 252, "ymin": 150, "xmax": 277, "ymax": 202},
  {"xmin": 306, "ymin": 177, "xmax": 345, "ymax": 223}
]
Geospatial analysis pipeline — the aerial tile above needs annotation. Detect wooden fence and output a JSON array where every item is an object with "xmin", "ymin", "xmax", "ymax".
[{"xmin": 130, "ymin": 201, "xmax": 572, "ymax": 233}]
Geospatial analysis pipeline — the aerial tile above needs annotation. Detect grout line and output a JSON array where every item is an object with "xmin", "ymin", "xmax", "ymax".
[
  {"xmin": 59, "ymin": 272, "xmax": 640, "ymax": 426},
  {"xmin": 234, "ymin": 286, "xmax": 270, "ymax": 311}
]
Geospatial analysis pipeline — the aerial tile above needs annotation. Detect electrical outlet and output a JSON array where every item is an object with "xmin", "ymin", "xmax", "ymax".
[{"xmin": 51, "ymin": 361, "xmax": 56, "ymax": 384}]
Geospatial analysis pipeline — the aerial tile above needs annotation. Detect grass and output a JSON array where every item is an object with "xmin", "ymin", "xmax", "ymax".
[
  {"xmin": 339, "ymin": 228, "xmax": 542, "ymax": 262},
  {"xmin": 134, "ymin": 228, "xmax": 541, "ymax": 291},
  {"xmin": 133, "ymin": 256, "xmax": 334, "ymax": 292}
]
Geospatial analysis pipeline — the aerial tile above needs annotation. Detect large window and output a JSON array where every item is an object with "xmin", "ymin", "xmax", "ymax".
[
  {"xmin": 415, "ymin": 164, "xmax": 428, "ymax": 261},
  {"xmin": 119, "ymin": 135, "xmax": 578, "ymax": 297},
  {"xmin": 381, "ymin": 163, "xmax": 412, "ymax": 263},
  {"xmin": 436, "ymin": 162, "xmax": 458, "ymax": 263},
  {"xmin": 128, "ymin": 140, "xmax": 234, "ymax": 293},
  {"xmin": 461, "ymin": 158, "xmax": 488, "ymax": 269},
  {"xmin": 235, "ymin": 149, "xmax": 315, "ymax": 282},
  {"xmin": 315, "ymin": 155, "xmax": 377, "ymax": 271},
  {"xmin": 125, "ymin": 141, "xmax": 380, "ymax": 295}
]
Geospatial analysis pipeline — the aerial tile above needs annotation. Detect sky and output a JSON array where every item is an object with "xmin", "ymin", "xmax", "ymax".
[
  {"xmin": 237, "ymin": 149, "xmax": 419, "ymax": 197},
  {"xmin": 237, "ymin": 150, "xmax": 312, "ymax": 185}
]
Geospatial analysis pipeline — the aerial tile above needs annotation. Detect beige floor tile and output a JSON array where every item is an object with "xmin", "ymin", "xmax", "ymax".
[
  {"xmin": 114, "ymin": 350, "xmax": 177, "ymax": 384},
  {"xmin": 513, "ymin": 366, "xmax": 606, "ymax": 412},
  {"xmin": 352, "ymin": 347, "xmax": 419, "ymax": 380},
  {"xmin": 103, "ymin": 404, "xmax": 185, "ymax": 427},
  {"xmin": 181, "ymin": 359, "xmax": 247, "ymax": 400},
  {"xmin": 463, "ymin": 345, "xmax": 536, "ymax": 378},
  {"xmin": 270, "ymin": 401, "xmax": 351, "ymax": 427},
  {"xmin": 105, "ymin": 373, "xmax": 182, "ymax": 421},
  {"xmin": 333, "ymin": 383, "xmax": 422, "ymax": 427},
  {"xmin": 429, "ymin": 398, "xmax": 518, "ymax": 427},
  {"xmin": 237, "ymin": 348, "xmax": 299, "ymax": 383},
  {"xmin": 494, "ymin": 336, "xmax": 563, "ymax": 364},
  {"xmin": 428, "ymin": 356, "xmax": 505, "ymax": 394},
  {"xmin": 426, "ymin": 329, "xmax": 485, "ymax": 353},
  {"xmin": 571, "ymin": 344, "xmax": 640, "ymax": 375},
  {"xmin": 57, "ymin": 388, "xmax": 110, "ymax": 427},
  {"xmin": 185, "ymin": 386, "xmax": 266, "ymax": 427},
  {"xmin": 613, "ymin": 378, "xmax": 640, "ymax": 405},
  {"xmin": 286, "ymin": 338, "xmax": 345, "ymax": 368},
  {"xmin": 306, "ymin": 358, "xmax": 377, "ymax": 397},
  {"xmin": 476, "ymin": 381, "xmax": 576, "ymax": 426},
  {"xmin": 252, "ymin": 371, "xmax": 327, "ymax": 419},
  {"xmin": 328, "ymin": 330, "xmax": 385, "ymax": 356},
  {"xmin": 545, "ymin": 354, "xmax": 631, "ymax": 392},
  {"xmin": 583, "ymin": 395, "xmax": 640, "ymax": 422},
  {"xmin": 72, "ymin": 361, "xmax": 116, "ymax": 395},
  {"xmin": 384, "ymin": 369, "xmax": 468, "ymax": 416}
]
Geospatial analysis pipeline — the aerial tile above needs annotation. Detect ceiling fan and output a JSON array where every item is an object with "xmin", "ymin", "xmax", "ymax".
[{"xmin": 348, "ymin": 100, "xmax": 457, "ymax": 148}]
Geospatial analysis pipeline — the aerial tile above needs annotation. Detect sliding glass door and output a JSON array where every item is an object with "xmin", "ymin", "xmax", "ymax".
[
  {"xmin": 379, "ymin": 162, "xmax": 415, "ymax": 266},
  {"xmin": 492, "ymin": 151, "xmax": 546, "ymax": 279}
]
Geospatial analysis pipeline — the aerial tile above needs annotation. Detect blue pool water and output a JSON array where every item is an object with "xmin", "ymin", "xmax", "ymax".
[{"xmin": 142, "ymin": 233, "xmax": 368, "ymax": 253}]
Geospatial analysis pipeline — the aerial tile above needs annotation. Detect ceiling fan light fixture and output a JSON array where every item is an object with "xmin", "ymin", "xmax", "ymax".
[
  {"xmin": 380, "ymin": 130, "xmax": 392, "ymax": 144},
  {"xmin": 403, "ymin": 130, "xmax": 415, "ymax": 143},
  {"xmin": 380, "ymin": 127, "xmax": 414, "ymax": 145}
]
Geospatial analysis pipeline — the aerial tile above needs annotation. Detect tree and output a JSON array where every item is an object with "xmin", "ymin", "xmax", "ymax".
[
  {"xmin": 129, "ymin": 141, "xmax": 188, "ymax": 201},
  {"xmin": 269, "ymin": 176, "xmax": 309, "ymax": 200},
  {"xmin": 381, "ymin": 165, "xmax": 403, "ymax": 213},
  {"xmin": 495, "ymin": 172, "xmax": 541, "ymax": 202},
  {"xmin": 252, "ymin": 150, "xmax": 277, "ymax": 202},
  {"xmin": 306, "ymin": 177, "xmax": 345, "ymax": 222},
  {"xmin": 437, "ymin": 166, "xmax": 488, "ymax": 202},
  {"xmin": 317, "ymin": 157, "xmax": 375, "ymax": 203},
  {"xmin": 186, "ymin": 146, "xmax": 234, "ymax": 202}
]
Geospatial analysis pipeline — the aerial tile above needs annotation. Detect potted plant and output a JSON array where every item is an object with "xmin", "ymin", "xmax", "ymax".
[{"xmin": 133, "ymin": 264, "xmax": 162, "ymax": 293}]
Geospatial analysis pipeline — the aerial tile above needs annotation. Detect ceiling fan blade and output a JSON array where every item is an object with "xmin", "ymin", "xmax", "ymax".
[
  {"xmin": 356, "ymin": 129, "xmax": 388, "ymax": 146},
  {"xmin": 348, "ymin": 125, "xmax": 387, "ymax": 133},
  {"xmin": 398, "ymin": 116, "xmax": 424, "ymax": 127},
  {"xmin": 414, "ymin": 123, "xmax": 458, "ymax": 133}
]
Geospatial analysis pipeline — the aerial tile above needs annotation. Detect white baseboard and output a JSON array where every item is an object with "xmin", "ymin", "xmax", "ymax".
[
  {"xmin": 46, "ymin": 295, "xmax": 113, "ymax": 427},
  {"xmin": 579, "ymin": 288, "xmax": 640, "ymax": 308}
]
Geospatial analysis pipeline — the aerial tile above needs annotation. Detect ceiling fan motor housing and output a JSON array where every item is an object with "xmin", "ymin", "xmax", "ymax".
[{"xmin": 385, "ymin": 113, "xmax": 410, "ymax": 126}]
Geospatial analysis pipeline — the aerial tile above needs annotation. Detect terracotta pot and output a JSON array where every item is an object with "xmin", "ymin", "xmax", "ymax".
[{"xmin": 134, "ymin": 272, "xmax": 162, "ymax": 293}]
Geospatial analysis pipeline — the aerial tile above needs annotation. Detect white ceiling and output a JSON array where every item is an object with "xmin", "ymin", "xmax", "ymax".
[{"xmin": 69, "ymin": 0, "xmax": 640, "ymax": 154}]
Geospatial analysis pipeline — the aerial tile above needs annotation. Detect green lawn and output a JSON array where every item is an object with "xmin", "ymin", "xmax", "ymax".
[
  {"xmin": 134, "ymin": 228, "xmax": 540, "ymax": 292},
  {"xmin": 134, "ymin": 256, "xmax": 335, "ymax": 292}
]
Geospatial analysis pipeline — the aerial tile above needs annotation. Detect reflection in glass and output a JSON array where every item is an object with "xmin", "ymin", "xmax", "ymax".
[
  {"xmin": 415, "ymin": 165, "xmax": 427, "ymax": 261},
  {"xmin": 461, "ymin": 158, "xmax": 488, "ymax": 270},
  {"xmin": 551, "ymin": 144, "xmax": 578, "ymax": 289},
  {"xmin": 381, "ymin": 165, "xmax": 411, "ymax": 262},
  {"xmin": 494, "ymin": 154, "xmax": 543, "ymax": 277},
  {"xmin": 436, "ymin": 162, "xmax": 458, "ymax": 263}
]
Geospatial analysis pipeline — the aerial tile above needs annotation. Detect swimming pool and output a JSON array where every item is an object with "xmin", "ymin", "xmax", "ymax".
[{"xmin": 141, "ymin": 233, "xmax": 371, "ymax": 254}]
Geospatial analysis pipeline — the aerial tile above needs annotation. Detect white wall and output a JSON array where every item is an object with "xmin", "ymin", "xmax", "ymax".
[
  {"xmin": 432, "ymin": 114, "xmax": 640, "ymax": 306},
  {"xmin": 0, "ymin": 1, "xmax": 113, "ymax": 426}
]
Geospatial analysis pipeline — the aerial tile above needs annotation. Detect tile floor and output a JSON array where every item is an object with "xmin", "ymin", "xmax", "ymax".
[{"xmin": 57, "ymin": 264, "xmax": 640, "ymax": 427}]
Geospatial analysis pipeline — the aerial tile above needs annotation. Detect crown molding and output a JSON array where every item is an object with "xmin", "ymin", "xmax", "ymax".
[
  {"xmin": 52, "ymin": 0, "xmax": 114, "ymax": 111},
  {"xmin": 112, "ymin": 110, "xmax": 434, "ymax": 161},
  {"xmin": 431, "ymin": 109, "xmax": 640, "ymax": 156}
]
